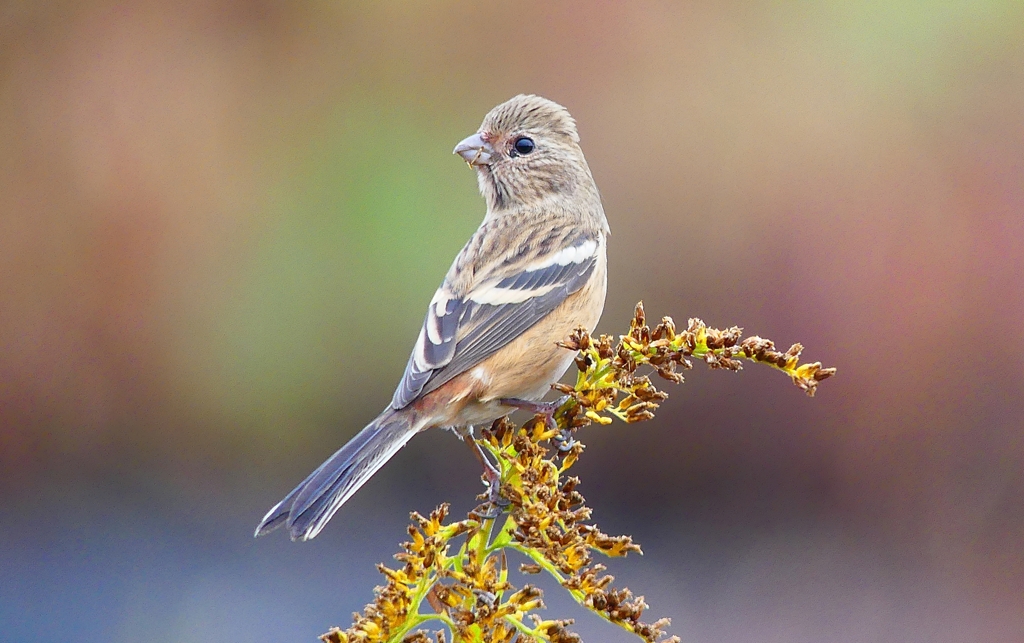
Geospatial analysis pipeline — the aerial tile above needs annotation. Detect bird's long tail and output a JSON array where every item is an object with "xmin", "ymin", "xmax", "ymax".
[{"xmin": 254, "ymin": 408, "xmax": 421, "ymax": 541}]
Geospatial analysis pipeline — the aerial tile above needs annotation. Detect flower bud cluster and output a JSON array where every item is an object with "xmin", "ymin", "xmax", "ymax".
[{"xmin": 321, "ymin": 303, "xmax": 834, "ymax": 643}]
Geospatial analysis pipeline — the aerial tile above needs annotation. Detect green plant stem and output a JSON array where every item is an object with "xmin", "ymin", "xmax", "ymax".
[
  {"xmin": 484, "ymin": 516, "xmax": 516, "ymax": 555},
  {"xmin": 507, "ymin": 544, "xmax": 584, "ymax": 603},
  {"xmin": 503, "ymin": 615, "xmax": 550, "ymax": 641},
  {"xmin": 507, "ymin": 543, "xmax": 641, "ymax": 639},
  {"xmin": 387, "ymin": 612, "xmax": 441, "ymax": 643},
  {"xmin": 476, "ymin": 516, "xmax": 494, "ymax": 564}
]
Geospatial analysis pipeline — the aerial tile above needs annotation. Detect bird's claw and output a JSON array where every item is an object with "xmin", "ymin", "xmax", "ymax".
[
  {"xmin": 473, "ymin": 499, "xmax": 507, "ymax": 520},
  {"xmin": 469, "ymin": 460, "xmax": 509, "ymax": 520},
  {"xmin": 550, "ymin": 428, "xmax": 578, "ymax": 452},
  {"xmin": 500, "ymin": 395, "xmax": 570, "ymax": 430},
  {"xmin": 472, "ymin": 485, "xmax": 509, "ymax": 520}
]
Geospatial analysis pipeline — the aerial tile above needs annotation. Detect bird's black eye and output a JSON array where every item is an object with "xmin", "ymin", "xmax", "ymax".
[{"xmin": 511, "ymin": 136, "xmax": 535, "ymax": 157}]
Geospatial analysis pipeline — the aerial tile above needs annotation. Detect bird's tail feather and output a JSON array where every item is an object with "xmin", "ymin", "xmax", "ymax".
[{"xmin": 254, "ymin": 408, "xmax": 420, "ymax": 541}]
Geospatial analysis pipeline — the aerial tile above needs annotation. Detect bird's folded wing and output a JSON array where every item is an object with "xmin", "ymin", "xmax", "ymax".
[{"xmin": 390, "ymin": 234, "xmax": 601, "ymax": 410}]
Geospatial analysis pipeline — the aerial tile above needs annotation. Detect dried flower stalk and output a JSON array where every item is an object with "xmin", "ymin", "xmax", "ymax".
[{"xmin": 321, "ymin": 303, "xmax": 835, "ymax": 643}]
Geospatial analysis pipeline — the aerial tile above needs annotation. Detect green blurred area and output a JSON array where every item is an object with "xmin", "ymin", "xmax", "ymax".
[{"xmin": 197, "ymin": 101, "xmax": 481, "ymax": 430}]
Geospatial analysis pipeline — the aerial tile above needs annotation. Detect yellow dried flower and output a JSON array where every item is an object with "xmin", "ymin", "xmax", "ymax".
[{"xmin": 323, "ymin": 303, "xmax": 834, "ymax": 643}]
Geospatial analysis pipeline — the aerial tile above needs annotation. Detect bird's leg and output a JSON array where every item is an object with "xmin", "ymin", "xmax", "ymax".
[
  {"xmin": 498, "ymin": 397, "xmax": 562, "ymax": 428},
  {"xmin": 462, "ymin": 431, "xmax": 500, "ymax": 488},
  {"xmin": 499, "ymin": 396, "xmax": 577, "ymax": 451},
  {"xmin": 459, "ymin": 429, "xmax": 507, "ymax": 517}
]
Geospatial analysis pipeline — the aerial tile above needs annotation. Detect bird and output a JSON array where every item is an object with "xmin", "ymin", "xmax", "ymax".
[{"xmin": 255, "ymin": 94, "xmax": 610, "ymax": 541}]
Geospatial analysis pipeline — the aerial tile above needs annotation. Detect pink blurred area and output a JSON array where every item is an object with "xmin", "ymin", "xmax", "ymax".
[{"xmin": 1, "ymin": 2, "xmax": 1022, "ymax": 642}]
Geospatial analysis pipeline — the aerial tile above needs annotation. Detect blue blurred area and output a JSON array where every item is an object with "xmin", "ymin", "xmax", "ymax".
[{"xmin": 1, "ymin": 2, "xmax": 1022, "ymax": 642}]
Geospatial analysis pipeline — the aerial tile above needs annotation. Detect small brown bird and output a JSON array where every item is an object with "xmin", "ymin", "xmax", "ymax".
[{"xmin": 255, "ymin": 95, "xmax": 610, "ymax": 541}]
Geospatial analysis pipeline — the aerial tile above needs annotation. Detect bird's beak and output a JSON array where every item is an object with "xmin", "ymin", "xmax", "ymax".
[{"xmin": 453, "ymin": 132, "xmax": 495, "ymax": 166}]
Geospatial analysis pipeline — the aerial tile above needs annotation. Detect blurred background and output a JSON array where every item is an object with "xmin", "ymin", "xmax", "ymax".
[{"xmin": 1, "ymin": 1, "xmax": 1022, "ymax": 642}]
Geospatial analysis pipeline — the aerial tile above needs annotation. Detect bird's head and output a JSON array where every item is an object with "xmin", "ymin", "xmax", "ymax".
[{"xmin": 454, "ymin": 94, "xmax": 595, "ymax": 211}]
